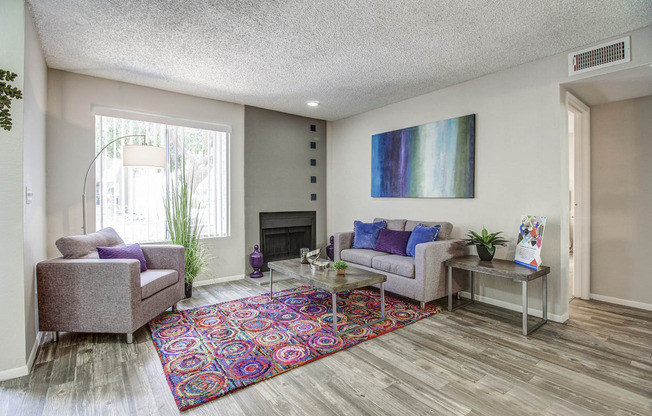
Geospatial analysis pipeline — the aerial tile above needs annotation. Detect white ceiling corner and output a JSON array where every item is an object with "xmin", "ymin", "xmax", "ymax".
[{"xmin": 26, "ymin": 0, "xmax": 652, "ymax": 121}]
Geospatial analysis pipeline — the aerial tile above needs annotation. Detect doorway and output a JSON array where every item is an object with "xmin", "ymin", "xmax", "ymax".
[{"xmin": 567, "ymin": 92, "xmax": 591, "ymax": 301}]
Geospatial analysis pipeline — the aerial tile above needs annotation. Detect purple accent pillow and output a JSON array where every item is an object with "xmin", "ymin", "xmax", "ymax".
[
  {"xmin": 374, "ymin": 229, "xmax": 412, "ymax": 256},
  {"xmin": 97, "ymin": 243, "xmax": 148, "ymax": 272}
]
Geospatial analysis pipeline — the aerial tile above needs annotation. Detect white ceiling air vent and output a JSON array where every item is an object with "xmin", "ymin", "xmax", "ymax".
[{"xmin": 568, "ymin": 37, "xmax": 630, "ymax": 76}]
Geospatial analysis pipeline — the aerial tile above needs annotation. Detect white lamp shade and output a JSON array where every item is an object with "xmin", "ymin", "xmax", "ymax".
[{"xmin": 123, "ymin": 145, "xmax": 166, "ymax": 168}]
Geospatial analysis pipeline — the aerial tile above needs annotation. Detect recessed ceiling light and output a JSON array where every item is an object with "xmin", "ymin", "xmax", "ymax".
[{"xmin": 307, "ymin": 101, "xmax": 320, "ymax": 107}]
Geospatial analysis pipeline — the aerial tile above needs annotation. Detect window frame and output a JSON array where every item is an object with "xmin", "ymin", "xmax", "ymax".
[{"xmin": 94, "ymin": 109, "xmax": 231, "ymax": 243}]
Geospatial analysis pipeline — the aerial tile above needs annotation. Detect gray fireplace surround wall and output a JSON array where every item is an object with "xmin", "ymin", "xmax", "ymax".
[
  {"xmin": 243, "ymin": 106, "xmax": 327, "ymax": 274},
  {"xmin": 259, "ymin": 211, "xmax": 316, "ymax": 270}
]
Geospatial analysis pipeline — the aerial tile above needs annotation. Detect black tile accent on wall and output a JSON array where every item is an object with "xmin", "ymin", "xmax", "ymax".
[
  {"xmin": 310, "ymin": 141, "xmax": 316, "ymax": 149},
  {"xmin": 311, "ymin": 194, "xmax": 317, "ymax": 201},
  {"xmin": 310, "ymin": 176, "xmax": 316, "ymax": 183},
  {"xmin": 310, "ymin": 159, "xmax": 316, "ymax": 166}
]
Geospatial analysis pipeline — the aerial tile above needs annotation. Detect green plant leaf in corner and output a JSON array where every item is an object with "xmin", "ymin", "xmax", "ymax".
[{"xmin": 0, "ymin": 69, "xmax": 23, "ymax": 131}]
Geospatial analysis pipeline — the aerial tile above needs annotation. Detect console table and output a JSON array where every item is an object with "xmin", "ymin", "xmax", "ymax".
[{"xmin": 444, "ymin": 256, "xmax": 550, "ymax": 335}]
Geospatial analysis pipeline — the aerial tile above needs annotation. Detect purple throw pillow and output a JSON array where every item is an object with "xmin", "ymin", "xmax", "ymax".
[
  {"xmin": 374, "ymin": 229, "xmax": 412, "ymax": 256},
  {"xmin": 97, "ymin": 243, "xmax": 148, "ymax": 272}
]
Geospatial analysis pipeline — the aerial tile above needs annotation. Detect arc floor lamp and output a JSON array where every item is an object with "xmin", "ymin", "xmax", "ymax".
[{"xmin": 82, "ymin": 134, "xmax": 166, "ymax": 234}]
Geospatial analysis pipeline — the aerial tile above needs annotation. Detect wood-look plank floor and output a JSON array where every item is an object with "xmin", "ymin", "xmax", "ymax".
[{"xmin": 1, "ymin": 278, "xmax": 650, "ymax": 416}]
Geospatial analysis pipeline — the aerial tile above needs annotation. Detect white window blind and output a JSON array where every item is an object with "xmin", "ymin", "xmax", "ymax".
[{"xmin": 95, "ymin": 115, "xmax": 230, "ymax": 243}]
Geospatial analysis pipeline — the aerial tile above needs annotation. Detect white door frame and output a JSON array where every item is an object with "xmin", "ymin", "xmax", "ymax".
[{"xmin": 566, "ymin": 92, "xmax": 591, "ymax": 300}]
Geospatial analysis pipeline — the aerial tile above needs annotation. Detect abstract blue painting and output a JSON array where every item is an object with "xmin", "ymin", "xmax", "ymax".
[{"xmin": 371, "ymin": 114, "xmax": 475, "ymax": 198}]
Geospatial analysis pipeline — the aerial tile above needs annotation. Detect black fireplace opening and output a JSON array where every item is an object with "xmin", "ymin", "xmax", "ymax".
[{"xmin": 259, "ymin": 211, "xmax": 316, "ymax": 270}]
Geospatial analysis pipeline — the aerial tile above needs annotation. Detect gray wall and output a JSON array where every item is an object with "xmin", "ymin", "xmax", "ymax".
[
  {"xmin": 22, "ymin": 4, "xmax": 48, "ymax": 366},
  {"xmin": 0, "ymin": 0, "xmax": 47, "ymax": 379},
  {"xmin": 327, "ymin": 26, "xmax": 652, "ymax": 322},
  {"xmin": 590, "ymin": 95, "xmax": 652, "ymax": 306},
  {"xmin": 46, "ymin": 70, "xmax": 246, "ymax": 284},
  {"xmin": 0, "ymin": 0, "xmax": 28, "ymax": 377},
  {"xmin": 244, "ymin": 106, "xmax": 327, "ymax": 273}
]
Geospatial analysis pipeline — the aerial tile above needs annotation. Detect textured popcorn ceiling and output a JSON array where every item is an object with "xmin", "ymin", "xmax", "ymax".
[{"xmin": 27, "ymin": 0, "xmax": 652, "ymax": 120}]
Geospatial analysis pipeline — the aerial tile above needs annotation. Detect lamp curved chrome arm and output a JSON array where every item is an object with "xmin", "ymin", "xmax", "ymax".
[{"xmin": 82, "ymin": 134, "xmax": 165, "ymax": 234}]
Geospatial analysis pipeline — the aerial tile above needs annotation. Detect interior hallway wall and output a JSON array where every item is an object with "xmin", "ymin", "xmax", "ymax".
[{"xmin": 590, "ymin": 95, "xmax": 652, "ymax": 308}]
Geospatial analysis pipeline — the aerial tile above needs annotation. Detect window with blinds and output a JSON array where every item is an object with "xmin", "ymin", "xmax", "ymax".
[{"xmin": 95, "ymin": 115, "xmax": 230, "ymax": 243}]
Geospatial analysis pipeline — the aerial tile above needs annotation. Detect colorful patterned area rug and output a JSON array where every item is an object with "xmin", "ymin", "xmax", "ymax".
[{"xmin": 149, "ymin": 285, "xmax": 440, "ymax": 411}]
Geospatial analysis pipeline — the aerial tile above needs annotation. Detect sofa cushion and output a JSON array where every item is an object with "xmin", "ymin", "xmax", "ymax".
[
  {"xmin": 97, "ymin": 243, "xmax": 148, "ymax": 272},
  {"xmin": 405, "ymin": 221, "xmax": 452, "ymax": 240},
  {"xmin": 56, "ymin": 227, "xmax": 125, "ymax": 259},
  {"xmin": 140, "ymin": 269, "xmax": 178, "ymax": 299},
  {"xmin": 406, "ymin": 224, "xmax": 441, "ymax": 257},
  {"xmin": 341, "ymin": 249, "xmax": 390, "ymax": 267},
  {"xmin": 372, "ymin": 255, "xmax": 415, "ymax": 278},
  {"xmin": 352, "ymin": 220, "xmax": 386, "ymax": 249},
  {"xmin": 374, "ymin": 229, "xmax": 412, "ymax": 256},
  {"xmin": 373, "ymin": 218, "xmax": 407, "ymax": 231}
]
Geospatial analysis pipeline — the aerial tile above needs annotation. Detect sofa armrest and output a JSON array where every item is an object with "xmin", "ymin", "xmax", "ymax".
[
  {"xmin": 334, "ymin": 232, "xmax": 354, "ymax": 261},
  {"xmin": 414, "ymin": 239, "xmax": 466, "ymax": 301},
  {"xmin": 141, "ymin": 245, "xmax": 185, "ymax": 280},
  {"xmin": 36, "ymin": 258, "xmax": 142, "ymax": 331}
]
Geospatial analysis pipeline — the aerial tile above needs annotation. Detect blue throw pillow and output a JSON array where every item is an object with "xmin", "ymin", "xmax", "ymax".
[
  {"xmin": 406, "ymin": 224, "xmax": 441, "ymax": 257},
  {"xmin": 352, "ymin": 220, "xmax": 386, "ymax": 249}
]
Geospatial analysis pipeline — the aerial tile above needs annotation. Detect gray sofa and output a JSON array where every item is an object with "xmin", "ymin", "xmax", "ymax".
[
  {"xmin": 334, "ymin": 218, "xmax": 466, "ymax": 308},
  {"xmin": 36, "ymin": 228, "xmax": 185, "ymax": 343}
]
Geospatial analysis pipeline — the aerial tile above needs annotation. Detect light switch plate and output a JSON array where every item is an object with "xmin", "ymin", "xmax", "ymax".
[{"xmin": 25, "ymin": 186, "xmax": 33, "ymax": 204}]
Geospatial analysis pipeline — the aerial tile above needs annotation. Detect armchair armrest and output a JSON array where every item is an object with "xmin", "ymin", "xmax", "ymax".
[
  {"xmin": 36, "ymin": 258, "xmax": 142, "ymax": 332},
  {"xmin": 334, "ymin": 232, "xmax": 354, "ymax": 261},
  {"xmin": 415, "ymin": 239, "xmax": 466, "ymax": 301},
  {"xmin": 141, "ymin": 245, "xmax": 185, "ymax": 280}
]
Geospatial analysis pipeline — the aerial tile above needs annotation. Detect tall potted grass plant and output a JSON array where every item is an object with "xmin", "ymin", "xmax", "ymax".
[{"xmin": 164, "ymin": 167, "xmax": 208, "ymax": 298}]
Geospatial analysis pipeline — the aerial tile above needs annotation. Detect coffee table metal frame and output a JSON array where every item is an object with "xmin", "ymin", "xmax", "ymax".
[
  {"xmin": 268, "ymin": 259, "xmax": 387, "ymax": 336},
  {"xmin": 445, "ymin": 256, "xmax": 550, "ymax": 336}
]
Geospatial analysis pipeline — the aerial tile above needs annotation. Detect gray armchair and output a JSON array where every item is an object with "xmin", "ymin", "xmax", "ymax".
[{"xmin": 36, "ymin": 228, "xmax": 185, "ymax": 343}]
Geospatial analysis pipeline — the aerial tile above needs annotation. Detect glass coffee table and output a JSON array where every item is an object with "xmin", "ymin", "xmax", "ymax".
[{"xmin": 267, "ymin": 259, "xmax": 387, "ymax": 336}]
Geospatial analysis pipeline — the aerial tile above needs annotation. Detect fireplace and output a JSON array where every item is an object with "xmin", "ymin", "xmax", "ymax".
[{"xmin": 259, "ymin": 211, "xmax": 316, "ymax": 270}]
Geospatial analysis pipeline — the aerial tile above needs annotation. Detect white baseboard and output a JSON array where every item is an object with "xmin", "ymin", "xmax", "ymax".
[
  {"xmin": 194, "ymin": 274, "xmax": 244, "ymax": 287},
  {"xmin": 0, "ymin": 332, "xmax": 43, "ymax": 382},
  {"xmin": 0, "ymin": 364, "xmax": 29, "ymax": 382},
  {"xmin": 589, "ymin": 293, "xmax": 652, "ymax": 311},
  {"xmin": 26, "ymin": 331, "xmax": 43, "ymax": 373},
  {"xmin": 460, "ymin": 291, "xmax": 568, "ymax": 323}
]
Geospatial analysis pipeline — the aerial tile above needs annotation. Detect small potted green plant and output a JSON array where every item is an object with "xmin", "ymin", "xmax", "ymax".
[
  {"xmin": 464, "ymin": 227, "xmax": 508, "ymax": 261},
  {"xmin": 333, "ymin": 260, "xmax": 348, "ymax": 275}
]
